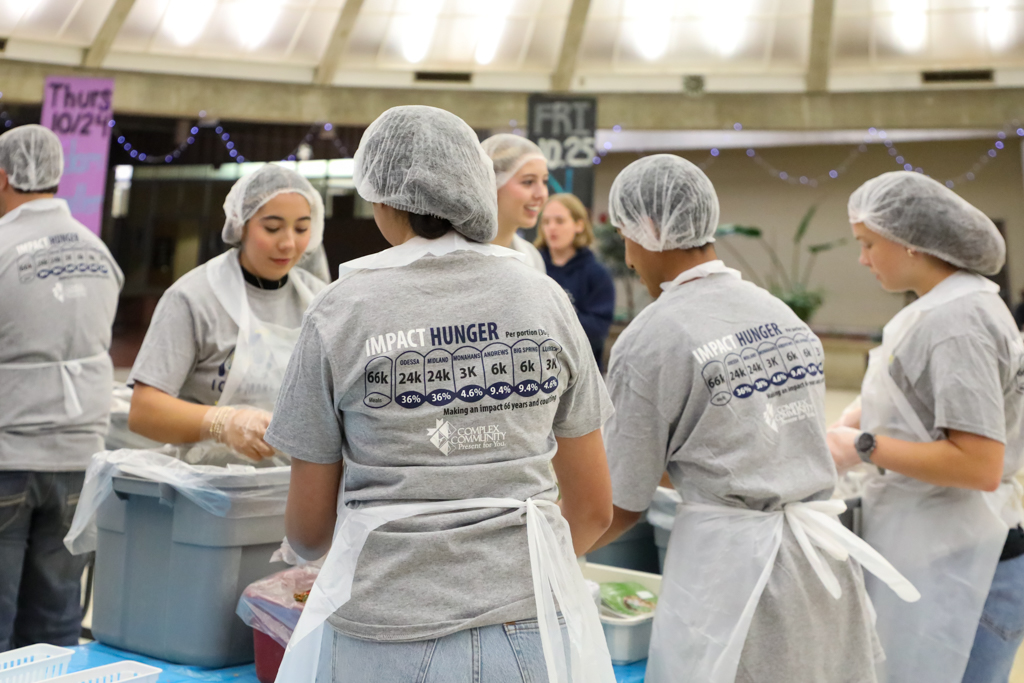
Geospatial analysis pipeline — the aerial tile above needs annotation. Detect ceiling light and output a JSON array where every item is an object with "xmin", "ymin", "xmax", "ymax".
[
  {"xmin": 4, "ymin": 0, "xmax": 43, "ymax": 24},
  {"xmin": 625, "ymin": 0, "xmax": 673, "ymax": 61},
  {"xmin": 890, "ymin": 0, "xmax": 927, "ymax": 53},
  {"xmin": 400, "ymin": 0, "xmax": 443, "ymax": 64},
  {"xmin": 233, "ymin": 0, "xmax": 284, "ymax": 51},
  {"xmin": 475, "ymin": 0, "xmax": 513, "ymax": 65},
  {"xmin": 702, "ymin": 0, "xmax": 754, "ymax": 57},
  {"xmin": 163, "ymin": 0, "xmax": 217, "ymax": 46},
  {"xmin": 983, "ymin": 0, "xmax": 1014, "ymax": 50}
]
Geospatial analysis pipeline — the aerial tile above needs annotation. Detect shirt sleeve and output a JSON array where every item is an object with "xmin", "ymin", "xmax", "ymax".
[
  {"xmin": 264, "ymin": 317, "xmax": 344, "ymax": 463},
  {"xmin": 127, "ymin": 290, "xmax": 199, "ymax": 398},
  {"xmin": 603, "ymin": 350, "xmax": 673, "ymax": 512},
  {"xmin": 552, "ymin": 308, "xmax": 614, "ymax": 439},
  {"xmin": 923, "ymin": 335, "xmax": 1007, "ymax": 443}
]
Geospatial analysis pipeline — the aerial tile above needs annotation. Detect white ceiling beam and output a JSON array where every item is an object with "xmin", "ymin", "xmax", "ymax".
[
  {"xmin": 805, "ymin": 0, "xmax": 836, "ymax": 93},
  {"xmin": 313, "ymin": 0, "xmax": 366, "ymax": 86},
  {"xmin": 8, "ymin": 59, "xmax": 1024, "ymax": 131},
  {"xmin": 551, "ymin": 0, "xmax": 592, "ymax": 92},
  {"xmin": 82, "ymin": 0, "xmax": 136, "ymax": 68}
]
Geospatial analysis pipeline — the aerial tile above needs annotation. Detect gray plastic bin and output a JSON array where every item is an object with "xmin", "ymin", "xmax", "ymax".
[
  {"xmin": 585, "ymin": 517, "xmax": 660, "ymax": 574},
  {"xmin": 91, "ymin": 475, "xmax": 286, "ymax": 667}
]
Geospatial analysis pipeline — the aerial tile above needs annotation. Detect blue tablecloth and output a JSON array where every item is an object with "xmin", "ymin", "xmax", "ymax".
[{"xmin": 69, "ymin": 642, "xmax": 646, "ymax": 682}]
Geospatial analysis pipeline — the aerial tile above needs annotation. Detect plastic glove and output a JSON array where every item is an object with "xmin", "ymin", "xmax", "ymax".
[
  {"xmin": 827, "ymin": 426, "xmax": 862, "ymax": 475},
  {"xmin": 835, "ymin": 395, "xmax": 862, "ymax": 429},
  {"xmin": 200, "ymin": 406, "xmax": 275, "ymax": 462}
]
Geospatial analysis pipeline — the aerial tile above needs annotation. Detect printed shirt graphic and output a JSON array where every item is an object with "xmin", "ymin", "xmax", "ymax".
[
  {"xmin": 265, "ymin": 250, "xmax": 611, "ymax": 643},
  {"xmin": 0, "ymin": 199, "xmax": 123, "ymax": 469},
  {"xmin": 605, "ymin": 271, "xmax": 837, "ymax": 515}
]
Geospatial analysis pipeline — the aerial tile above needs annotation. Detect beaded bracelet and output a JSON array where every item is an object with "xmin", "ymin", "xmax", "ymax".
[{"xmin": 209, "ymin": 406, "xmax": 233, "ymax": 441}]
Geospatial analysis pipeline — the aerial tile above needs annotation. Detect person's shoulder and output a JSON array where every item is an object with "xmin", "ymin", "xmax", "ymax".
[
  {"xmin": 614, "ymin": 297, "xmax": 681, "ymax": 359},
  {"xmin": 579, "ymin": 247, "xmax": 612, "ymax": 278},
  {"xmin": 304, "ymin": 266, "xmax": 378, "ymax": 321},
  {"xmin": 161, "ymin": 262, "xmax": 216, "ymax": 308},
  {"xmin": 919, "ymin": 290, "xmax": 1017, "ymax": 348}
]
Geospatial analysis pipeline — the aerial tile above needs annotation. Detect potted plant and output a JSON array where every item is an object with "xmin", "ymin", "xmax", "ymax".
[{"xmin": 715, "ymin": 206, "xmax": 847, "ymax": 322}]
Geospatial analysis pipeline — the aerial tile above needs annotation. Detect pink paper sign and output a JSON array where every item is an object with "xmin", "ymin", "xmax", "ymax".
[{"xmin": 40, "ymin": 76, "xmax": 114, "ymax": 236}]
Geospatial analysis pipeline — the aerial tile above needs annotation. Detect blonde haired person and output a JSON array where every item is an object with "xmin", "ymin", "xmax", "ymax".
[
  {"xmin": 481, "ymin": 134, "xmax": 548, "ymax": 272},
  {"xmin": 536, "ymin": 193, "xmax": 614, "ymax": 368},
  {"xmin": 828, "ymin": 171, "xmax": 1024, "ymax": 683}
]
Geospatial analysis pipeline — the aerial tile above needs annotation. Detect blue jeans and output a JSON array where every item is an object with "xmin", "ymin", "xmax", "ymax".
[
  {"xmin": 0, "ymin": 471, "xmax": 89, "ymax": 652},
  {"xmin": 316, "ymin": 619, "xmax": 570, "ymax": 683},
  {"xmin": 962, "ymin": 552, "xmax": 1024, "ymax": 683}
]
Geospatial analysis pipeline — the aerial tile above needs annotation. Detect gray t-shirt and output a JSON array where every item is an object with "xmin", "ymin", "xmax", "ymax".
[
  {"xmin": 889, "ymin": 289, "xmax": 1024, "ymax": 482},
  {"xmin": 607, "ymin": 271, "xmax": 835, "ymax": 513},
  {"xmin": 0, "ymin": 199, "xmax": 123, "ymax": 470},
  {"xmin": 128, "ymin": 251, "xmax": 325, "ymax": 406},
  {"xmin": 605, "ymin": 268, "xmax": 879, "ymax": 681},
  {"xmin": 265, "ymin": 250, "xmax": 611, "ymax": 642}
]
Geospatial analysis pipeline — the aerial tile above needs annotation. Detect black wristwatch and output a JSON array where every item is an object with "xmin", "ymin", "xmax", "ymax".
[{"xmin": 855, "ymin": 431, "xmax": 885, "ymax": 474}]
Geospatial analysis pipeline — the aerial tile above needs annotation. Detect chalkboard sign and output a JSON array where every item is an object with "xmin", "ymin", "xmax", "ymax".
[{"xmin": 528, "ymin": 95, "xmax": 597, "ymax": 209}]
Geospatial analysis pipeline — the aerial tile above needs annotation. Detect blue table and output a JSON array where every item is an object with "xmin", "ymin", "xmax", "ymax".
[{"xmin": 70, "ymin": 642, "xmax": 646, "ymax": 682}]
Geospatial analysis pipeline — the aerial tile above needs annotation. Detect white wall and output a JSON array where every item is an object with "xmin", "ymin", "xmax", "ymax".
[{"xmin": 593, "ymin": 138, "xmax": 1024, "ymax": 332}]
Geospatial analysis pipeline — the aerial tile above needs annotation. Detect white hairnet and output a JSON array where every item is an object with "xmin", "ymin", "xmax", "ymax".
[
  {"xmin": 481, "ymin": 134, "xmax": 547, "ymax": 189},
  {"xmin": 0, "ymin": 124, "xmax": 63, "ymax": 192},
  {"xmin": 222, "ymin": 165, "xmax": 324, "ymax": 251},
  {"xmin": 608, "ymin": 154, "xmax": 720, "ymax": 252},
  {"xmin": 848, "ymin": 171, "xmax": 1005, "ymax": 275},
  {"xmin": 354, "ymin": 105, "xmax": 498, "ymax": 243}
]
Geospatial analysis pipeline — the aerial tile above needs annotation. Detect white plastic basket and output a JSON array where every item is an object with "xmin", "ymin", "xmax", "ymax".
[
  {"xmin": 43, "ymin": 662, "xmax": 161, "ymax": 683},
  {"xmin": 0, "ymin": 644, "xmax": 74, "ymax": 683}
]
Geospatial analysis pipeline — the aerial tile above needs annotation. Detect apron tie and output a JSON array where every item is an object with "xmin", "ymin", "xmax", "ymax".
[
  {"xmin": 784, "ymin": 500, "xmax": 920, "ymax": 602},
  {"xmin": 0, "ymin": 351, "xmax": 108, "ymax": 422},
  {"xmin": 275, "ymin": 496, "xmax": 615, "ymax": 683},
  {"xmin": 60, "ymin": 360, "xmax": 84, "ymax": 419}
]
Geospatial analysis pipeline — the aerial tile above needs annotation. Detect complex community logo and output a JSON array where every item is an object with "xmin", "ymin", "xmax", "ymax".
[
  {"xmin": 427, "ymin": 419, "xmax": 455, "ymax": 455},
  {"xmin": 763, "ymin": 398, "xmax": 816, "ymax": 433},
  {"xmin": 426, "ymin": 419, "xmax": 506, "ymax": 455}
]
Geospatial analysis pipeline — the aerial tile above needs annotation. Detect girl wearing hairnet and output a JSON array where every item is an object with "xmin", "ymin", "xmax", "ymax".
[
  {"xmin": 481, "ymin": 133, "xmax": 549, "ymax": 272},
  {"xmin": 264, "ymin": 105, "xmax": 617, "ymax": 683},
  {"xmin": 590, "ymin": 154, "xmax": 918, "ymax": 683},
  {"xmin": 828, "ymin": 171, "xmax": 1024, "ymax": 683},
  {"xmin": 126, "ymin": 165, "xmax": 328, "ymax": 462}
]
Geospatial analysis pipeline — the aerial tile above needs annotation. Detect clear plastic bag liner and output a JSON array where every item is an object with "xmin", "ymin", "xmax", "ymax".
[
  {"xmin": 65, "ymin": 447, "xmax": 289, "ymax": 555},
  {"xmin": 237, "ymin": 566, "xmax": 320, "ymax": 648}
]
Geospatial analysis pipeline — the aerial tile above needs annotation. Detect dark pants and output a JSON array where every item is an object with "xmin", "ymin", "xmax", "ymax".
[{"xmin": 0, "ymin": 471, "xmax": 89, "ymax": 651}]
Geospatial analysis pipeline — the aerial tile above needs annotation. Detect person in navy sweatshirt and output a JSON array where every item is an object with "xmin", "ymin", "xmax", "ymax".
[{"xmin": 536, "ymin": 193, "xmax": 616, "ymax": 369}]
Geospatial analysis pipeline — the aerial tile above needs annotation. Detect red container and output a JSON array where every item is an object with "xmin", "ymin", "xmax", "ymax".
[{"xmin": 253, "ymin": 628, "xmax": 286, "ymax": 683}]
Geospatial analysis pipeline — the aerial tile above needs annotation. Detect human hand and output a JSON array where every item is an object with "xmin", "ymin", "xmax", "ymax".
[
  {"xmin": 834, "ymin": 396, "xmax": 862, "ymax": 430},
  {"xmin": 827, "ymin": 426, "xmax": 862, "ymax": 474},
  {"xmin": 201, "ymin": 406, "xmax": 275, "ymax": 461}
]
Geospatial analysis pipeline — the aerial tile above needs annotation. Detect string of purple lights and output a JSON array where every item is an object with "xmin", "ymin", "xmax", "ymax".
[{"xmin": 0, "ymin": 91, "xmax": 1017, "ymax": 187}]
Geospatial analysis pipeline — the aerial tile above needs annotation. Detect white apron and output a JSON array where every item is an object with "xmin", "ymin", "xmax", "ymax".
[
  {"xmin": 206, "ymin": 250, "xmax": 314, "ymax": 410},
  {"xmin": 275, "ymin": 495, "xmax": 615, "ymax": 683},
  {"xmin": 276, "ymin": 233, "xmax": 610, "ymax": 683},
  {"xmin": 0, "ymin": 351, "xmax": 112, "ymax": 428},
  {"xmin": 646, "ymin": 260, "xmax": 919, "ymax": 683},
  {"xmin": 646, "ymin": 497, "xmax": 919, "ymax": 683},
  {"xmin": 859, "ymin": 271, "xmax": 1021, "ymax": 683}
]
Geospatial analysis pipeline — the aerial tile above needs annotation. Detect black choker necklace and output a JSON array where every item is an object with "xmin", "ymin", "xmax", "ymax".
[{"xmin": 241, "ymin": 264, "xmax": 289, "ymax": 290}]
